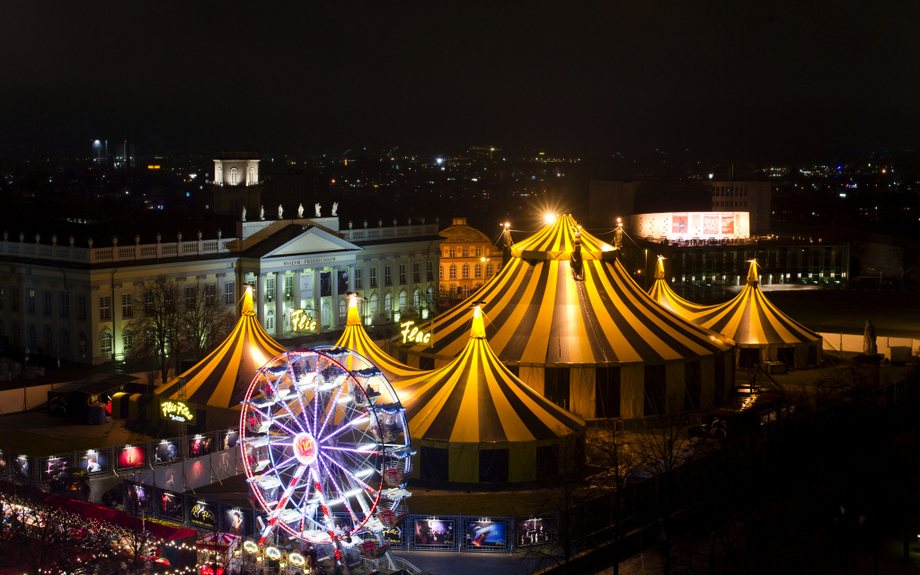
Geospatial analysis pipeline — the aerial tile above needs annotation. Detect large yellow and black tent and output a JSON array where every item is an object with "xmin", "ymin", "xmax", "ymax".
[
  {"xmin": 397, "ymin": 215, "xmax": 735, "ymax": 420},
  {"xmin": 155, "ymin": 286, "xmax": 287, "ymax": 409},
  {"xmin": 393, "ymin": 306, "xmax": 585, "ymax": 484},
  {"xmin": 649, "ymin": 260, "xmax": 822, "ymax": 367},
  {"xmin": 335, "ymin": 294, "xmax": 420, "ymax": 381}
]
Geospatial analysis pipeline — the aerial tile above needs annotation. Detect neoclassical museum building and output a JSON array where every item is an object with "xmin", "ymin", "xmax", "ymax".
[{"xmin": 0, "ymin": 213, "xmax": 442, "ymax": 365}]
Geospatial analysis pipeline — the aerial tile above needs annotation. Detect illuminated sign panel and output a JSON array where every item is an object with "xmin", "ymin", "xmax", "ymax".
[
  {"xmin": 290, "ymin": 309, "xmax": 319, "ymax": 333},
  {"xmin": 627, "ymin": 212, "xmax": 750, "ymax": 241},
  {"xmin": 160, "ymin": 400, "xmax": 195, "ymax": 423},
  {"xmin": 400, "ymin": 321, "xmax": 431, "ymax": 345}
]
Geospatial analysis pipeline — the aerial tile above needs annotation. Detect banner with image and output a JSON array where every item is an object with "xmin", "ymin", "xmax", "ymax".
[
  {"xmin": 158, "ymin": 489, "xmax": 185, "ymax": 523},
  {"xmin": 189, "ymin": 499, "xmax": 219, "ymax": 530},
  {"xmin": 463, "ymin": 518, "xmax": 509, "ymax": 551},
  {"xmin": 411, "ymin": 517, "xmax": 457, "ymax": 550}
]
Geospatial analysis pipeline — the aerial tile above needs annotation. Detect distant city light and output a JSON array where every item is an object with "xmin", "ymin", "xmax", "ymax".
[
  {"xmin": 708, "ymin": 173, "xmax": 713, "ymax": 179},
  {"xmin": 436, "ymin": 158, "xmax": 444, "ymax": 165}
]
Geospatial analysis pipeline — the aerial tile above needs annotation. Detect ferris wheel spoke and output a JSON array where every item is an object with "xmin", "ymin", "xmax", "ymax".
[
  {"xmin": 258, "ymin": 463, "xmax": 309, "ymax": 545},
  {"xmin": 320, "ymin": 451, "xmax": 377, "ymax": 496},
  {"xmin": 316, "ymin": 455, "xmax": 362, "ymax": 523},
  {"xmin": 315, "ymin": 385, "xmax": 346, "ymax": 441},
  {"xmin": 319, "ymin": 412, "xmax": 371, "ymax": 444}
]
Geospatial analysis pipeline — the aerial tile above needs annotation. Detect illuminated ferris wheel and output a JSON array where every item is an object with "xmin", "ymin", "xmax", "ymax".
[{"xmin": 239, "ymin": 347, "xmax": 413, "ymax": 546}]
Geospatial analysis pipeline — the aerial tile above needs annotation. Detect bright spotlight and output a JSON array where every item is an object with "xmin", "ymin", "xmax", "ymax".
[{"xmin": 544, "ymin": 213, "xmax": 556, "ymax": 225}]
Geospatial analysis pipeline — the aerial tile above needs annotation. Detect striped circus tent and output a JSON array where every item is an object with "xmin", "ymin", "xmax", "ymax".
[
  {"xmin": 335, "ymin": 294, "xmax": 420, "ymax": 381},
  {"xmin": 393, "ymin": 306, "xmax": 585, "ymax": 484},
  {"xmin": 155, "ymin": 286, "xmax": 287, "ymax": 409},
  {"xmin": 397, "ymin": 215, "xmax": 735, "ymax": 420},
  {"xmin": 648, "ymin": 256, "xmax": 712, "ymax": 317},
  {"xmin": 649, "ymin": 260, "xmax": 822, "ymax": 367}
]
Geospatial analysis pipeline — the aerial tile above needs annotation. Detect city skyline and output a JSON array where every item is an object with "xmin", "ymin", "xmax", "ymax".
[{"xmin": 4, "ymin": 2, "xmax": 919, "ymax": 164}]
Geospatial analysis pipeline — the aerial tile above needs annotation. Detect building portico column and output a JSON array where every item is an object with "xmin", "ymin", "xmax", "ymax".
[
  {"xmin": 258, "ymin": 273, "xmax": 267, "ymax": 325},
  {"xmin": 294, "ymin": 269, "xmax": 302, "ymax": 310},
  {"xmin": 331, "ymin": 265, "xmax": 339, "ymax": 329},
  {"xmin": 274, "ymin": 272, "xmax": 284, "ymax": 338}
]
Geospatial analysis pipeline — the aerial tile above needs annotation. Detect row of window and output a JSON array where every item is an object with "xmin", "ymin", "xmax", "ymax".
[
  {"xmin": 714, "ymin": 201, "xmax": 748, "ymax": 208},
  {"xmin": 0, "ymin": 283, "xmax": 236, "ymax": 322},
  {"xmin": 262, "ymin": 264, "xmax": 433, "ymax": 294},
  {"xmin": 439, "ymin": 262, "xmax": 498, "ymax": 281},
  {"xmin": 443, "ymin": 247, "xmax": 487, "ymax": 258},
  {"xmin": 0, "ymin": 320, "xmax": 128, "ymax": 356}
]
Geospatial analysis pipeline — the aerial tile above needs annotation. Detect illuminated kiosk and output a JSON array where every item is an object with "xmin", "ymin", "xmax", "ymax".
[
  {"xmin": 393, "ymin": 305, "xmax": 585, "ymax": 483},
  {"xmin": 336, "ymin": 293, "xmax": 421, "ymax": 382},
  {"xmin": 649, "ymin": 258, "xmax": 822, "ymax": 367},
  {"xmin": 239, "ymin": 347, "xmax": 414, "ymax": 573},
  {"xmin": 397, "ymin": 215, "xmax": 735, "ymax": 420},
  {"xmin": 156, "ymin": 285, "xmax": 286, "ymax": 409}
]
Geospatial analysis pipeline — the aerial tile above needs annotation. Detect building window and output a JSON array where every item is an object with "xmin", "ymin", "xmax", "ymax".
[
  {"xmin": 476, "ymin": 248, "xmax": 482, "ymax": 257},
  {"xmin": 413, "ymin": 263, "xmax": 420, "ymax": 283},
  {"xmin": 413, "ymin": 289, "xmax": 421, "ymax": 308},
  {"xmin": 354, "ymin": 269, "xmax": 363, "ymax": 289},
  {"xmin": 61, "ymin": 329, "xmax": 70, "ymax": 356},
  {"xmin": 60, "ymin": 293, "xmax": 69, "ymax": 317},
  {"xmin": 185, "ymin": 286, "xmax": 196, "ymax": 309},
  {"xmin": 266, "ymin": 276, "xmax": 275, "ymax": 302},
  {"xmin": 216, "ymin": 166, "xmax": 222, "ymax": 183},
  {"xmin": 28, "ymin": 324, "xmax": 37, "ymax": 347},
  {"xmin": 11, "ymin": 289, "xmax": 18, "ymax": 311},
  {"xmin": 462, "ymin": 264, "xmax": 470, "ymax": 279},
  {"xmin": 449, "ymin": 265, "xmax": 457, "ymax": 280},
  {"xmin": 284, "ymin": 276, "xmax": 293, "ymax": 301},
  {"xmin": 100, "ymin": 331, "xmax": 113, "ymax": 355},
  {"xmin": 399, "ymin": 264, "xmax": 407, "ymax": 285},
  {"xmin": 122, "ymin": 293, "xmax": 133, "ymax": 318},
  {"xmin": 204, "ymin": 284, "xmax": 215, "ymax": 305},
  {"xmin": 474, "ymin": 264, "xmax": 482, "ymax": 278},
  {"xmin": 144, "ymin": 290, "xmax": 154, "ymax": 314},
  {"xmin": 427, "ymin": 261, "xmax": 433, "ymax": 282},
  {"xmin": 398, "ymin": 290, "xmax": 407, "ymax": 309},
  {"xmin": 384, "ymin": 293, "xmax": 392, "ymax": 312},
  {"xmin": 28, "ymin": 289, "xmax": 35, "ymax": 313},
  {"xmin": 486, "ymin": 263, "xmax": 494, "ymax": 277},
  {"xmin": 369, "ymin": 267, "xmax": 378, "ymax": 288},
  {"xmin": 43, "ymin": 292, "xmax": 52, "ymax": 316},
  {"xmin": 339, "ymin": 298, "xmax": 346, "ymax": 320},
  {"xmin": 249, "ymin": 167, "xmax": 255, "ymax": 185},
  {"xmin": 225, "ymin": 281, "xmax": 235, "ymax": 304},
  {"xmin": 439, "ymin": 265, "xmax": 444, "ymax": 280},
  {"xmin": 369, "ymin": 293, "xmax": 379, "ymax": 316},
  {"xmin": 123, "ymin": 328, "xmax": 135, "ymax": 352},
  {"xmin": 449, "ymin": 248, "xmax": 456, "ymax": 258},
  {"xmin": 384, "ymin": 266, "xmax": 392, "ymax": 286},
  {"xmin": 77, "ymin": 295, "xmax": 86, "ymax": 320},
  {"xmin": 266, "ymin": 309, "xmax": 274, "ymax": 331},
  {"xmin": 230, "ymin": 167, "xmax": 238, "ymax": 185},
  {"xmin": 99, "ymin": 295, "xmax": 111, "ymax": 320},
  {"xmin": 43, "ymin": 326, "xmax": 52, "ymax": 352},
  {"xmin": 463, "ymin": 248, "xmax": 469, "ymax": 257}
]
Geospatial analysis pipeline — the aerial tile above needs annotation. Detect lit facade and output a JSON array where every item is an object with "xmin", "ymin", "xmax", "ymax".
[
  {"xmin": 626, "ymin": 211, "xmax": 751, "ymax": 241},
  {"xmin": 437, "ymin": 218, "xmax": 502, "ymax": 300},
  {"xmin": 0, "ymin": 217, "xmax": 440, "ymax": 365}
]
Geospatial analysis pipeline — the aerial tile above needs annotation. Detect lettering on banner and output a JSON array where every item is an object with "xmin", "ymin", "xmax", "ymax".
[
  {"xmin": 400, "ymin": 321, "xmax": 431, "ymax": 345},
  {"xmin": 290, "ymin": 309, "xmax": 319, "ymax": 333},
  {"xmin": 160, "ymin": 400, "xmax": 195, "ymax": 423}
]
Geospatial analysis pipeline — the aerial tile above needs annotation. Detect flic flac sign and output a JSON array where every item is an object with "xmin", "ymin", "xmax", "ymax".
[{"xmin": 160, "ymin": 400, "xmax": 195, "ymax": 423}]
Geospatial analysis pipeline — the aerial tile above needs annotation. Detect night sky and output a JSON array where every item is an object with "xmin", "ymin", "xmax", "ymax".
[{"xmin": 4, "ymin": 2, "xmax": 919, "ymax": 163}]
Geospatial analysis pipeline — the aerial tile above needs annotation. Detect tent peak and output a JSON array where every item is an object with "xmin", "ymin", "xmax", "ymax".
[
  {"xmin": 746, "ymin": 260, "xmax": 759, "ymax": 285},
  {"xmin": 471, "ymin": 305, "xmax": 486, "ymax": 339}
]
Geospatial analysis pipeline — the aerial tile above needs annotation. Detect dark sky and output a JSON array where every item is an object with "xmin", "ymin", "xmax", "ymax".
[{"xmin": 4, "ymin": 1, "xmax": 919, "ymax": 163}]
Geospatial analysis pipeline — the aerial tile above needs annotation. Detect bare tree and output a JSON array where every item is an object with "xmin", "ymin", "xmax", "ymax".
[
  {"xmin": 132, "ymin": 275, "xmax": 180, "ymax": 384},
  {"xmin": 180, "ymin": 279, "xmax": 235, "ymax": 360}
]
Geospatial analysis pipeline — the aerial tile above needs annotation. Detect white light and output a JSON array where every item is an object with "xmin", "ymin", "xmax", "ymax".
[
  {"xmin": 344, "ymin": 488, "xmax": 364, "ymax": 498},
  {"xmin": 357, "ymin": 443, "xmax": 377, "ymax": 451},
  {"xmin": 337, "ymin": 396, "xmax": 351, "ymax": 404},
  {"xmin": 350, "ymin": 416, "xmax": 370, "ymax": 427},
  {"xmin": 326, "ymin": 498, "xmax": 344, "ymax": 506},
  {"xmin": 356, "ymin": 468, "xmax": 374, "ymax": 478}
]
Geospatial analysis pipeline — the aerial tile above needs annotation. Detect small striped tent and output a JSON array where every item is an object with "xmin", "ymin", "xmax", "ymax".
[
  {"xmin": 649, "ymin": 260, "xmax": 822, "ymax": 367},
  {"xmin": 398, "ymin": 215, "xmax": 735, "ymax": 420},
  {"xmin": 335, "ymin": 295, "xmax": 420, "ymax": 381},
  {"xmin": 393, "ymin": 306, "xmax": 585, "ymax": 484},
  {"xmin": 155, "ymin": 286, "xmax": 287, "ymax": 409}
]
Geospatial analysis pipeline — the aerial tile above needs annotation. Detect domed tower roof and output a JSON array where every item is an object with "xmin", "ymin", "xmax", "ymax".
[{"xmin": 439, "ymin": 217, "xmax": 492, "ymax": 244}]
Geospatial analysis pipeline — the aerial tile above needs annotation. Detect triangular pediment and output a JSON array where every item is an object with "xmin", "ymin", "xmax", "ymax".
[{"xmin": 265, "ymin": 226, "xmax": 361, "ymax": 258}]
